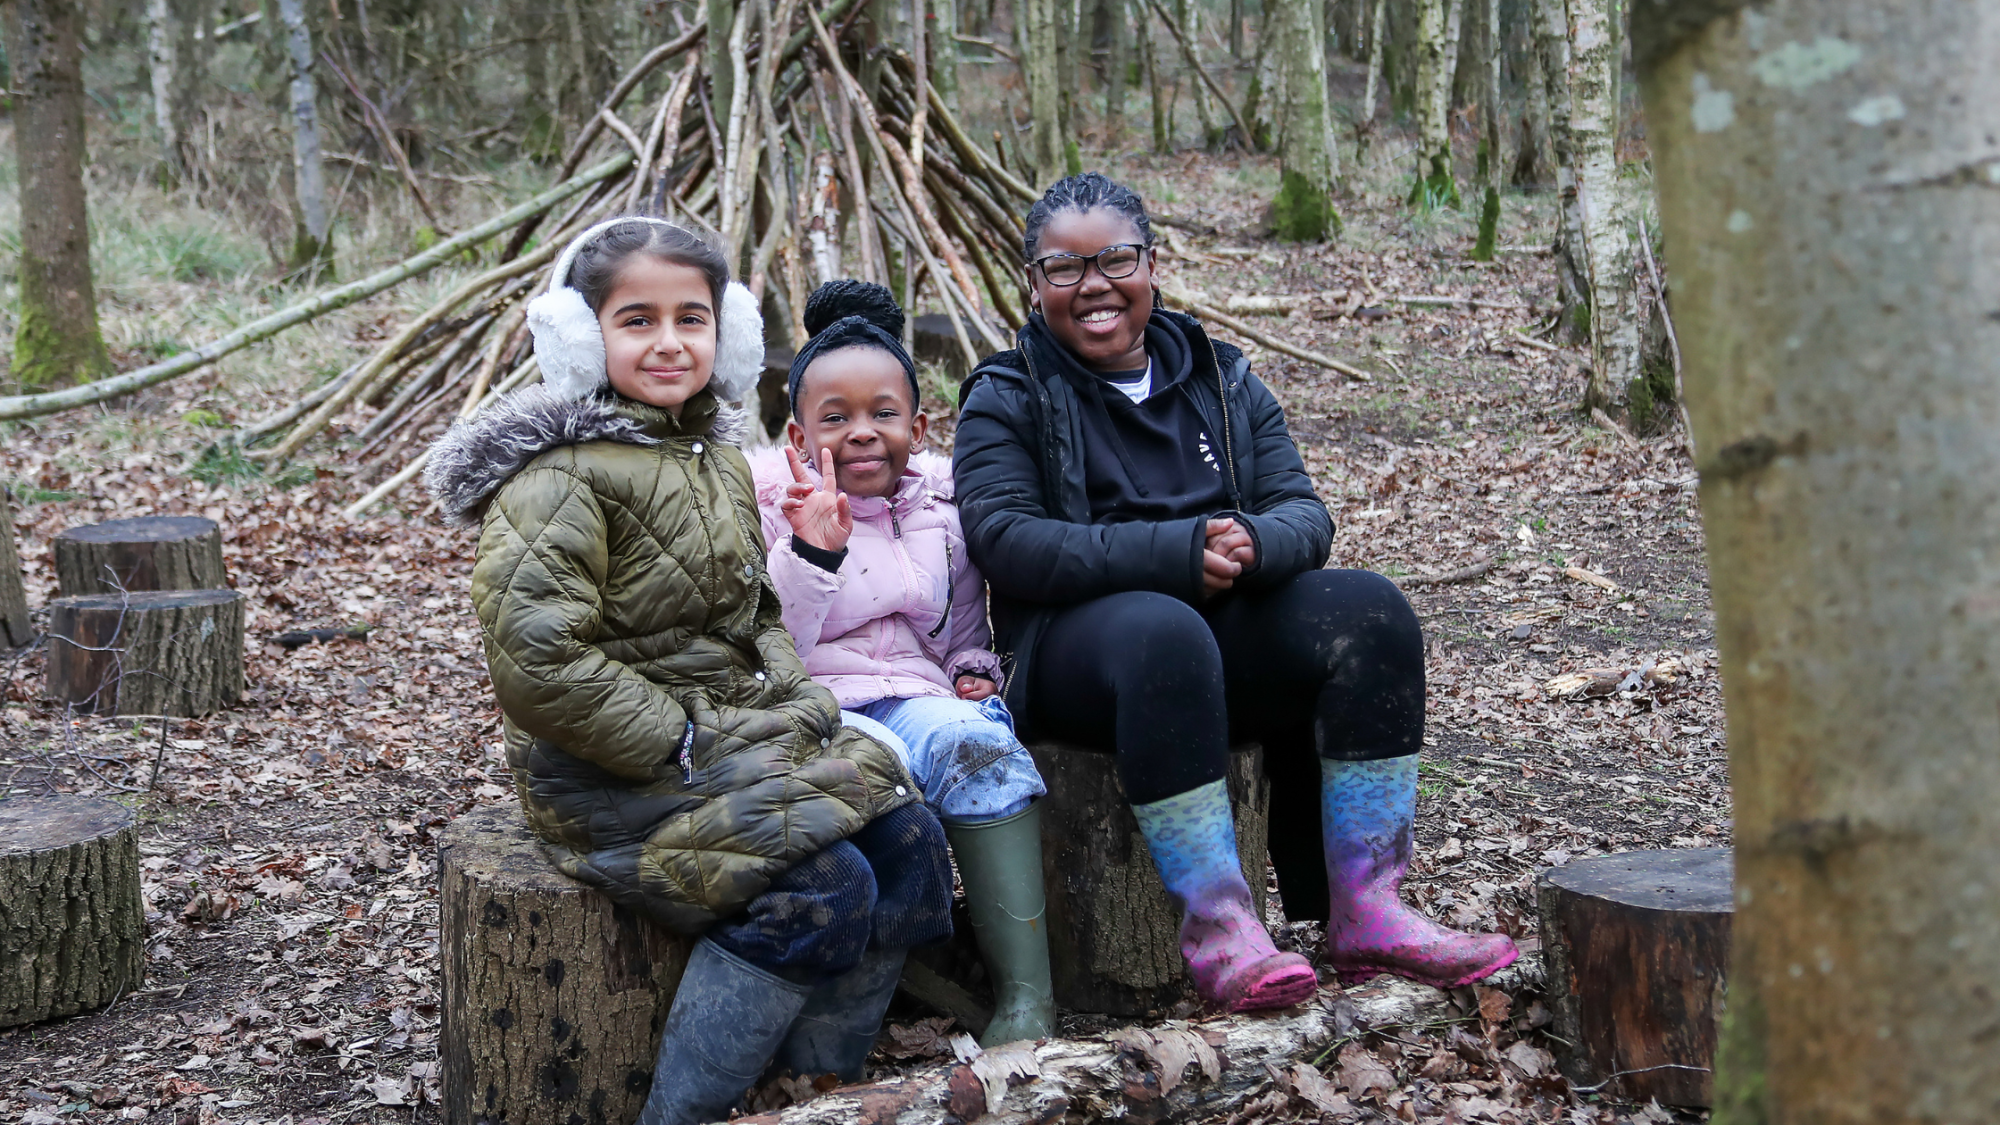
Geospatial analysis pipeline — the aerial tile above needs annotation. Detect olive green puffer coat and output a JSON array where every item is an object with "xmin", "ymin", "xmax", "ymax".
[{"xmin": 426, "ymin": 385, "xmax": 917, "ymax": 933}]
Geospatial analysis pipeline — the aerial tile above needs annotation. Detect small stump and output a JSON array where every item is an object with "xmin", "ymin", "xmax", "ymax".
[
  {"xmin": 0, "ymin": 795, "xmax": 145, "ymax": 1027},
  {"xmin": 1028, "ymin": 741, "xmax": 1269, "ymax": 1017},
  {"xmin": 1537, "ymin": 846, "xmax": 1734, "ymax": 1107},
  {"xmin": 440, "ymin": 803, "xmax": 694, "ymax": 1125},
  {"xmin": 46, "ymin": 589, "xmax": 246, "ymax": 716},
  {"xmin": 0, "ymin": 489, "xmax": 29, "ymax": 648},
  {"xmin": 53, "ymin": 515, "xmax": 227, "ymax": 598}
]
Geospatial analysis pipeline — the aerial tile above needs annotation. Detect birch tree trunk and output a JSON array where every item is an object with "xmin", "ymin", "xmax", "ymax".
[
  {"xmin": 1410, "ymin": 0, "xmax": 1459, "ymax": 206},
  {"xmin": 1177, "ymin": 0, "xmax": 1218, "ymax": 148},
  {"xmin": 2, "ymin": 0, "xmax": 110, "ymax": 390},
  {"xmin": 1639, "ymin": 4, "xmax": 2000, "ymax": 1120},
  {"xmin": 277, "ymin": 0, "xmax": 332, "ymax": 277},
  {"xmin": 146, "ymin": 0, "xmax": 184, "ymax": 182},
  {"xmin": 1536, "ymin": 0, "xmax": 1588, "ymax": 344},
  {"xmin": 1566, "ymin": 0, "xmax": 1636, "ymax": 413},
  {"xmin": 1512, "ymin": 10, "xmax": 1557, "ymax": 187},
  {"xmin": 1360, "ymin": 0, "xmax": 1384, "ymax": 131},
  {"xmin": 932, "ymin": 0, "xmax": 959, "ymax": 114},
  {"xmin": 1021, "ymin": 0, "xmax": 1066, "ymax": 184},
  {"xmin": 1270, "ymin": 0, "xmax": 1339, "ymax": 240},
  {"xmin": 1101, "ymin": 0, "xmax": 1124, "ymax": 142}
]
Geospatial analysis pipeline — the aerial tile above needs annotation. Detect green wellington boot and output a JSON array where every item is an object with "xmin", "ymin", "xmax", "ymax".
[{"xmin": 944, "ymin": 802, "xmax": 1057, "ymax": 1046}]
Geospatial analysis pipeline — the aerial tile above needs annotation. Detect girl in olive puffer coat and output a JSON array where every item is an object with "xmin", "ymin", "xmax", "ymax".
[{"xmin": 426, "ymin": 218, "xmax": 951, "ymax": 1125}]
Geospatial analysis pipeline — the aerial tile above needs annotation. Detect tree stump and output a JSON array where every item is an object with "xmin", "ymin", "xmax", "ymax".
[
  {"xmin": 440, "ymin": 803, "xmax": 695, "ymax": 1125},
  {"xmin": 53, "ymin": 515, "xmax": 227, "ymax": 598},
  {"xmin": 0, "ymin": 488, "xmax": 30, "ymax": 648},
  {"xmin": 1536, "ymin": 846, "xmax": 1733, "ymax": 1107},
  {"xmin": 46, "ymin": 589, "xmax": 246, "ymax": 716},
  {"xmin": 0, "ymin": 795, "xmax": 145, "ymax": 1027},
  {"xmin": 1027, "ymin": 741, "xmax": 1269, "ymax": 1017}
]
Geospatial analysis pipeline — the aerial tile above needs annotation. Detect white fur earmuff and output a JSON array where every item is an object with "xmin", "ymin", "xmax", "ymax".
[{"xmin": 526, "ymin": 216, "xmax": 764, "ymax": 405}]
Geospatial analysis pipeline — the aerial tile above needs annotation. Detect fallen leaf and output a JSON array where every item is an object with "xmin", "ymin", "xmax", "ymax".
[
  {"xmin": 1336, "ymin": 1043, "xmax": 1396, "ymax": 1098},
  {"xmin": 1477, "ymin": 985, "xmax": 1513, "ymax": 1025},
  {"xmin": 364, "ymin": 1076, "xmax": 409, "ymax": 1106},
  {"xmin": 1269, "ymin": 1061, "xmax": 1352, "ymax": 1115},
  {"xmin": 1502, "ymin": 1039, "xmax": 1554, "ymax": 1077},
  {"xmin": 881, "ymin": 1017, "xmax": 956, "ymax": 1060}
]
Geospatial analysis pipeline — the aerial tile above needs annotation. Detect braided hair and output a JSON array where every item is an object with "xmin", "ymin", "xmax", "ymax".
[
  {"xmin": 787, "ymin": 280, "xmax": 921, "ymax": 415},
  {"xmin": 1022, "ymin": 172, "xmax": 1155, "ymax": 262}
]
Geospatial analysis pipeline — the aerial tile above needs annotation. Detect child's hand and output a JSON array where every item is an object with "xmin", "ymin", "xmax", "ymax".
[
  {"xmin": 1205, "ymin": 518, "xmax": 1257, "ymax": 569},
  {"xmin": 955, "ymin": 674, "xmax": 997, "ymax": 701},
  {"xmin": 783, "ymin": 445, "xmax": 853, "ymax": 553}
]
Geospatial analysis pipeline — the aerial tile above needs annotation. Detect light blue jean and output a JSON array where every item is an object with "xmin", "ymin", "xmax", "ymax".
[{"xmin": 840, "ymin": 695, "xmax": 1047, "ymax": 823}]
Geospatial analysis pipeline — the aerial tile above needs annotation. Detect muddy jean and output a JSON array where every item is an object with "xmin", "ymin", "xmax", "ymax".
[
  {"xmin": 843, "ymin": 697, "xmax": 1047, "ymax": 823},
  {"xmin": 1024, "ymin": 568, "xmax": 1426, "ymax": 924},
  {"xmin": 705, "ymin": 802, "xmax": 955, "ymax": 983}
]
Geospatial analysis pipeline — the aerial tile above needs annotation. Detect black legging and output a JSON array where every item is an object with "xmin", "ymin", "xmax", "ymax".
[{"xmin": 1027, "ymin": 568, "xmax": 1426, "ymax": 922}]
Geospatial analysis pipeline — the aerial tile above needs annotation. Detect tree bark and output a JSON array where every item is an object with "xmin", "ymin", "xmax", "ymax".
[
  {"xmin": 1410, "ymin": 0, "xmax": 1459, "ymax": 206},
  {"xmin": 1512, "ymin": 6, "xmax": 1557, "ymax": 188},
  {"xmin": 1566, "ymin": 0, "xmax": 1637, "ymax": 413},
  {"xmin": 0, "ymin": 489, "xmax": 30, "ymax": 648},
  {"xmin": 1270, "ymin": 0, "xmax": 1339, "ymax": 240},
  {"xmin": 1133, "ymin": 0, "xmax": 1170, "ymax": 154},
  {"xmin": 276, "ymin": 0, "xmax": 332, "ymax": 276},
  {"xmin": 1535, "ymin": 0, "xmax": 1588, "ymax": 344},
  {"xmin": 1027, "ymin": 742, "xmax": 1269, "ymax": 1018},
  {"xmin": 3, "ymin": 0, "xmax": 110, "ymax": 389},
  {"xmin": 145, "ymin": 0, "xmax": 186, "ymax": 182},
  {"xmin": 1641, "ymin": 6, "xmax": 2000, "ymax": 1120},
  {"xmin": 1360, "ymin": 0, "xmax": 1384, "ymax": 128},
  {"xmin": 0, "ymin": 796, "xmax": 145, "ymax": 1028},
  {"xmin": 1470, "ymin": 0, "xmax": 1502, "ymax": 258},
  {"xmin": 1020, "ymin": 0, "xmax": 1065, "ymax": 184},
  {"xmin": 440, "ymin": 803, "xmax": 694, "ymax": 1125},
  {"xmin": 52, "ymin": 516, "xmax": 227, "ymax": 598},
  {"xmin": 1537, "ymin": 847, "xmax": 1732, "ymax": 1107},
  {"xmin": 46, "ymin": 589, "xmax": 245, "ymax": 717}
]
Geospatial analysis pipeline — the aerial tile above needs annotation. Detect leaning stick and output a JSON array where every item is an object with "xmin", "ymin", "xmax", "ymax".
[
  {"xmin": 1142, "ymin": 0, "xmax": 1254, "ymax": 149},
  {"xmin": 813, "ymin": 10, "xmax": 983, "ymax": 315},
  {"xmin": 1164, "ymin": 291, "xmax": 1373, "ymax": 382},
  {"xmin": 0, "ymin": 154, "xmax": 633, "ymax": 423},
  {"xmin": 258, "ymin": 220, "xmax": 580, "ymax": 463},
  {"xmin": 554, "ymin": 23, "xmax": 708, "ymax": 181}
]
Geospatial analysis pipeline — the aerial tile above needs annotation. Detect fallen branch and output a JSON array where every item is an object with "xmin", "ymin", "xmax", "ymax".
[
  {"xmin": 1382, "ymin": 294, "xmax": 1531, "ymax": 310},
  {"xmin": 0, "ymin": 154, "xmax": 632, "ymax": 423},
  {"xmin": 1163, "ymin": 291, "xmax": 1372, "ymax": 382},
  {"xmin": 1505, "ymin": 329, "xmax": 1563, "ymax": 352},
  {"xmin": 1396, "ymin": 557, "xmax": 1495, "ymax": 587}
]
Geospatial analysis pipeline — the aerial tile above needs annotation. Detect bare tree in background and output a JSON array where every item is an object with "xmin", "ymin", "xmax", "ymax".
[
  {"xmin": 1566, "ymin": 0, "xmax": 1635, "ymax": 412},
  {"xmin": 1641, "ymin": 4, "xmax": 2000, "ymax": 1120},
  {"xmin": 1269, "ymin": 0, "xmax": 1338, "ymax": 239},
  {"xmin": 277, "ymin": 0, "xmax": 332, "ymax": 277},
  {"xmin": 2, "ymin": 0, "xmax": 110, "ymax": 389},
  {"xmin": 1410, "ymin": 0, "xmax": 1461, "ymax": 206},
  {"xmin": 1020, "ymin": 0, "xmax": 1064, "ymax": 184}
]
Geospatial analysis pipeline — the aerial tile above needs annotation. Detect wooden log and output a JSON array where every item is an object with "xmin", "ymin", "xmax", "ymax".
[
  {"xmin": 439, "ymin": 803, "xmax": 695, "ymax": 1125},
  {"xmin": 45, "ymin": 589, "xmax": 245, "ymax": 716},
  {"xmin": 52, "ymin": 515, "xmax": 226, "ymax": 597},
  {"xmin": 0, "ymin": 795, "xmax": 145, "ymax": 1027},
  {"xmin": 1536, "ymin": 846, "xmax": 1733, "ymax": 1107},
  {"xmin": 0, "ymin": 488, "xmax": 30, "ymax": 648},
  {"xmin": 1027, "ymin": 742, "xmax": 1269, "ymax": 1017}
]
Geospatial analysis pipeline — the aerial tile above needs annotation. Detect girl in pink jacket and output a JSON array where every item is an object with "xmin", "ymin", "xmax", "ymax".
[{"xmin": 751, "ymin": 281, "xmax": 1052, "ymax": 1046}]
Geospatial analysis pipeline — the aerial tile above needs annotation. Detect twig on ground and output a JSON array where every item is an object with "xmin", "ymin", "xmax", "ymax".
[{"xmin": 1396, "ymin": 558, "xmax": 1495, "ymax": 587}]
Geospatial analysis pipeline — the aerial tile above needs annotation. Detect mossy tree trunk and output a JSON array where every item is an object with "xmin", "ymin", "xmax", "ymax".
[
  {"xmin": 1469, "ymin": 0, "xmax": 1502, "ymax": 259},
  {"xmin": 277, "ymin": 0, "xmax": 333, "ymax": 279},
  {"xmin": 1270, "ymin": 0, "xmax": 1340, "ymax": 240},
  {"xmin": 1535, "ymin": 0, "xmax": 1588, "ymax": 344},
  {"xmin": 1511, "ymin": 6, "xmax": 1557, "ymax": 188},
  {"xmin": 1409, "ymin": 0, "xmax": 1460, "ymax": 207},
  {"xmin": 1133, "ymin": 0, "xmax": 1170, "ymax": 154},
  {"xmin": 1566, "ymin": 0, "xmax": 1636, "ymax": 414},
  {"xmin": 3, "ymin": 0, "xmax": 111, "ymax": 390},
  {"xmin": 145, "ymin": 0, "xmax": 199, "ymax": 184},
  {"xmin": 1641, "ymin": 4, "xmax": 2000, "ymax": 1120}
]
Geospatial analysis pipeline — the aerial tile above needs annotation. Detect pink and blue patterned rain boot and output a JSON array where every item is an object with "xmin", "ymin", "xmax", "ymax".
[
  {"xmin": 1322, "ymin": 756, "xmax": 1518, "ymax": 987},
  {"xmin": 1133, "ymin": 779, "xmax": 1319, "ymax": 1011}
]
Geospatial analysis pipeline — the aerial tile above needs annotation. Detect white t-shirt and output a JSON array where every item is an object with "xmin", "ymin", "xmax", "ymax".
[{"xmin": 1105, "ymin": 359, "xmax": 1153, "ymax": 404}]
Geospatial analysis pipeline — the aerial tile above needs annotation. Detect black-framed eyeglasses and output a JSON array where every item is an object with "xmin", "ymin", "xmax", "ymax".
[{"xmin": 1030, "ymin": 243, "xmax": 1148, "ymax": 287}]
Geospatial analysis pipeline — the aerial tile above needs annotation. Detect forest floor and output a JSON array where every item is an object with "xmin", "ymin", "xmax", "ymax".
[{"xmin": 0, "ymin": 148, "xmax": 1721, "ymax": 1125}]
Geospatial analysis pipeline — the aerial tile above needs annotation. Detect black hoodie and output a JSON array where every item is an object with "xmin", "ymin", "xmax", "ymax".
[{"xmin": 954, "ymin": 310, "xmax": 1335, "ymax": 731}]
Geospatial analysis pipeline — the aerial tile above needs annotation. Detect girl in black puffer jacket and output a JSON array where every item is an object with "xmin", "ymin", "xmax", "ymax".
[{"xmin": 953, "ymin": 174, "xmax": 1516, "ymax": 1009}]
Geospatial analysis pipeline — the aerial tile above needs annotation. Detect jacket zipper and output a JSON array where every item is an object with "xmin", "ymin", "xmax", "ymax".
[{"xmin": 1204, "ymin": 336, "xmax": 1243, "ymax": 506}]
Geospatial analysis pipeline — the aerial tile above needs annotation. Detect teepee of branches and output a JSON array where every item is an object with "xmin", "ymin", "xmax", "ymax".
[{"xmin": 231, "ymin": 0, "xmax": 1041, "ymax": 516}]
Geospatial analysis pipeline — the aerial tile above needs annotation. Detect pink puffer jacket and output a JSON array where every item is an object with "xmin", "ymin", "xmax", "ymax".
[{"xmin": 750, "ymin": 448, "xmax": 1004, "ymax": 708}]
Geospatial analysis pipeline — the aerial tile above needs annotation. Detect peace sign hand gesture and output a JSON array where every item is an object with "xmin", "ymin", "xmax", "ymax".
[{"xmin": 781, "ymin": 445, "xmax": 854, "ymax": 553}]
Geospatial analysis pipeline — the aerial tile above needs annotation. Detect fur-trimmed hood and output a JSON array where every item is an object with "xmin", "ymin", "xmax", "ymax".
[{"xmin": 425, "ymin": 383, "xmax": 750, "ymax": 526}]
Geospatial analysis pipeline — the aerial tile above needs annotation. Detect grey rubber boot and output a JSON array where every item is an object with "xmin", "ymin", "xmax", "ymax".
[
  {"xmin": 770, "ymin": 946, "xmax": 908, "ymax": 1083},
  {"xmin": 637, "ymin": 937, "xmax": 813, "ymax": 1125},
  {"xmin": 945, "ymin": 802, "xmax": 1057, "ymax": 1046}
]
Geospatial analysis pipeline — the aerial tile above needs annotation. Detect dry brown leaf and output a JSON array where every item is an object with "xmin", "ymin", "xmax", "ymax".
[
  {"xmin": 1476, "ymin": 985, "xmax": 1512, "ymax": 1025},
  {"xmin": 1336, "ymin": 1043, "xmax": 1396, "ymax": 1099},
  {"xmin": 1501, "ymin": 1039, "xmax": 1554, "ymax": 1077},
  {"xmin": 1267, "ymin": 1061, "xmax": 1353, "ymax": 1116}
]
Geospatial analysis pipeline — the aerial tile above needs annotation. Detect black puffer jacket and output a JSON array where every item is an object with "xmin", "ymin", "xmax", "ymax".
[{"xmin": 953, "ymin": 310, "xmax": 1334, "ymax": 728}]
